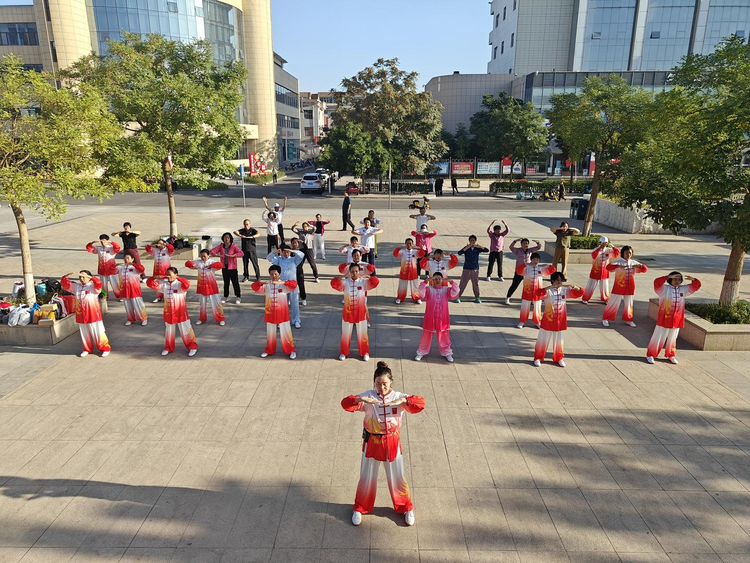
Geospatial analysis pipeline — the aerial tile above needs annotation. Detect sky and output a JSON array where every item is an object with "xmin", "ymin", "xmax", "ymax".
[{"xmin": 270, "ymin": 0, "xmax": 491, "ymax": 93}]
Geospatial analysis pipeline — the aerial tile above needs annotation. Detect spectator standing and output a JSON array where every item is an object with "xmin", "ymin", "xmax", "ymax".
[
  {"xmin": 550, "ymin": 221, "xmax": 580, "ymax": 277},
  {"xmin": 342, "ymin": 192, "xmax": 355, "ymax": 230},
  {"xmin": 272, "ymin": 167, "xmax": 278, "ymax": 184},
  {"xmin": 435, "ymin": 177, "xmax": 444, "ymax": 196},
  {"xmin": 451, "ymin": 177, "xmax": 458, "ymax": 195},
  {"xmin": 112, "ymin": 222, "xmax": 142, "ymax": 268}
]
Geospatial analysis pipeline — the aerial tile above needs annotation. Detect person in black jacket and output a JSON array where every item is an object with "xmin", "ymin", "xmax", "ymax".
[
  {"xmin": 451, "ymin": 177, "xmax": 458, "ymax": 195},
  {"xmin": 435, "ymin": 177, "xmax": 444, "ymax": 196},
  {"xmin": 342, "ymin": 192, "xmax": 355, "ymax": 230},
  {"xmin": 233, "ymin": 219, "xmax": 261, "ymax": 282}
]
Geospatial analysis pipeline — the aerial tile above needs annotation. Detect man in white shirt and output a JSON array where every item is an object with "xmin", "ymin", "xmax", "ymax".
[
  {"xmin": 409, "ymin": 207, "xmax": 436, "ymax": 231},
  {"xmin": 352, "ymin": 218, "xmax": 383, "ymax": 273}
]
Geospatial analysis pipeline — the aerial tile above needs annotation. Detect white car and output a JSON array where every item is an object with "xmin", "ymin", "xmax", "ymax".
[
  {"xmin": 300, "ymin": 173, "xmax": 324, "ymax": 194},
  {"xmin": 315, "ymin": 168, "xmax": 330, "ymax": 183}
]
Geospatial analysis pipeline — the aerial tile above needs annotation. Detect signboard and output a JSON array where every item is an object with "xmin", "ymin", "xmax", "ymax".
[
  {"xmin": 512, "ymin": 162, "xmax": 523, "ymax": 174},
  {"xmin": 451, "ymin": 162, "xmax": 474, "ymax": 175},
  {"xmin": 526, "ymin": 166, "xmax": 537, "ymax": 174},
  {"xmin": 434, "ymin": 161, "xmax": 449, "ymax": 174},
  {"xmin": 502, "ymin": 165, "xmax": 511, "ymax": 175},
  {"xmin": 477, "ymin": 162, "xmax": 500, "ymax": 175}
]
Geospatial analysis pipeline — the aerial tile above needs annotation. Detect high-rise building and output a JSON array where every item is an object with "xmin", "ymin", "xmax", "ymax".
[
  {"xmin": 273, "ymin": 52, "xmax": 300, "ymax": 164},
  {"xmin": 488, "ymin": 0, "xmax": 750, "ymax": 76},
  {"xmin": 0, "ymin": 0, "xmax": 283, "ymax": 166}
]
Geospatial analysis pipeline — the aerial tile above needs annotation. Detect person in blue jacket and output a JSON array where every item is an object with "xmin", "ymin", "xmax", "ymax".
[{"xmin": 454, "ymin": 235, "xmax": 488, "ymax": 303}]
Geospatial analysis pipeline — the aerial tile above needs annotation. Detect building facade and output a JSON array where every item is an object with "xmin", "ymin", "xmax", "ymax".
[
  {"xmin": 0, "ymin": 0, "xmax": 281, "ymax": 166},
  {"xmin": 273, "ymin": 52, "xmax": 300, "ymax": 164},
  {"xmin": 299, "ymin": 94, "xmax": 328, "ymax": 159},
  {"xmin": 488, "ymin": 0, "xmax": 750, "ymax": 75}
]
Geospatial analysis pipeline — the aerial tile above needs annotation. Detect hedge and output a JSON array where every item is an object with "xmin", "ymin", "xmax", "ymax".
[
  {"xmin": 569, "ymin": 235, "xmax": 608, "ymax": 250},
  {"xmin": 244, "ymin": 171, "xmax": 285, "ymax": 184},
  {"xmin": 490, "ymin": 180, "xmax": 591, "ymax": 194},
  {"xmin": 686, "ymin": 301, "xmax": 750, "ymax": 325}
]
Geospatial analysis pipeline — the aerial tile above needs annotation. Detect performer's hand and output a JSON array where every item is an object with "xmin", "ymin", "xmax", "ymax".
[
  {"xmin": 357, "ymin": 396, "xmax": 380, "ymax": 405},
  {"xmin": 684, "ymin": 275, "xmax": 694, "ymax": 281},
  {"xmin": 384, "ymin": 397, "xmax": 407, "ymax": 407}
]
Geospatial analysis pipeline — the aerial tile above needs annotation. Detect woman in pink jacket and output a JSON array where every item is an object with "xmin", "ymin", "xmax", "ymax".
[
  {"xmin": 412, "ymin": 225, "xmax": 437, "ymax": 278},
  {"xmin": 211, "ymin": 232, "xmax": 244, "ymax": 304},
  {"xmin": 415, "ymin": 271, "xmax": 460, "ymax": 362}
]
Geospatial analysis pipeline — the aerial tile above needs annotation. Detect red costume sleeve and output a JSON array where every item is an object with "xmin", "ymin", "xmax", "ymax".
[
  {"xmin": 185, "ymin": 260, "xmax": 196, "ymax": 269},
  {"xmin": 178, "ymin": 277, "xmax": 190, "ymax": 290},
  {"xmin": 61, "ymin": 276, "xmax": 72, "ymax": 291},
  {"xmin": 392, "ymin": 248, "xmax": 402, "ymax": 258},
  {"xmin": 606, "ymin": 263, "xmax": 619, "ymax": 272},
  {"xmin": 516, "ymin": 264, "xmax": 526, "ymax": 276},
  {"xmin": 111, "ymin": 242, "xmax": 121, "ymax": 253},
  {"xmin": 410, "ymin": 231, "xmax": 418, "ymax": 237},
  {"xmin": 284, "ymin": 280, "xmax": 298, "ymax": 291},
  {"xmin": 337, "ymin": 263, "xmax": 347, "ymax": 274},
  {"xmin": 428, "ymin": 231, "xmax": 437, "ymax": 238},
  {"xmin": 591, "ymin": 247, "xmax": 602, "ymax": 260},
  {"xmin": 447, "ymin": 254, "xmax": 459, "ymax": 269},
  {"xmin": 91, "ymin": 276, "xmax": 103, "ymax": 291},
  {"xmin": 611, "ymin": 247, "xmax": 621, "ymax": 259},
  {"xmin": 365, "ymin": 264, "xmax": 375, "ymax": 275},
  {"xmin": 567, "ymin": 287, "xmax": 584, "ymax": 299},
  {"xmin": 135, "ymin": 264, "xmax": 145, "ymax": 274},
  {"xmin": 341, "ymin": 395, "xmax": 363, "ymax": 412},
  {"xmin": 533, "ymin": 288, "xmax": 547, "ymax": 301},
  {"xmin": 638, "ymin": 264, "xmax": 649, "ymax": 274},
  {"xmin": 404, "ymin": 395, "xmax": 426, "ymax": 414},
  {"xmin": 653, "ymin": 275, "xmax": 669, "ymax": 294},
  {"xmin": 86, "ymin": 243, "xmax": 96, "ymax": 254},
  {"xmin": 251, "ymin": 281, "xmax": 264, "ymax": 293},
  {"xmin": 688, "ymin": 279, "xmax": 701, "ymax": 294},
  {"xmin": 543, "ymin": 265, "xmax": 557, "ymax": 276},
  {"xmin": 166, "ymin": 244, "xmax": 175, "ymax": 255},
  {"xmin": 417, "ymin": 249, "xmax": 426, "ymax": 258},
  {"xmin": 144, "ymin": 244, "xmax": 154, "ymax": 255},
  {"xmin": 210, "ymin": 262, "xmax": 223, "ymax": 270},
  {"xmin": 419, "ymin": 256, "xmax": 429, "ymax": 269},
  {"xmin": 365, "ymin": 276, "xmax": 380, "ymax": 291},
  {"xmin": 331, "ymin": 278, "xmax": 345, "ymax": 292},
  {"xmin": 145, "ymin": 277, "xmax": 159, "ymax": 290}
]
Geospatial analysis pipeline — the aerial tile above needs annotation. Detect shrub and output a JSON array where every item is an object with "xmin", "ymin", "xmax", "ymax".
[
  {"xmin": 244, "ymin": 171, "xmax": 285, "ymax": 184},
  {"xmin": 150, "ymin": 234, "xmax": 198, "ymax": 245},
  {"xmin": 490, "ymin": 179, "xmax": 593, "ymax": 194},
  {"xmin": 686, "ymin": 301, "xmax": 750, "ymax": 325},
  {"xmin": 165, "ymin": 179, "xmax": 226, "ymax": 190},
  {"xmin": 569, "ymin": 234, "xmax": 608, "ymax": 250}
]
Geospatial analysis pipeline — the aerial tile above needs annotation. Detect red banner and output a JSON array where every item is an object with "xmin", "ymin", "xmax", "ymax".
[{"xmin": 451, "ymin": 162, "xmax": 474, "ymax": 175}]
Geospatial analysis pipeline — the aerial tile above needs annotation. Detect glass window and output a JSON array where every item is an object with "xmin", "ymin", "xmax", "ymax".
[
  {"xmin": 168, "ymin": 2, "xmax": 178, "ymax": 13},
  {"xmin": 581, "ymin": 0, "xmax": 636, "ymax": 71},
  {"xmin": 702, "ymin": 1, "xmax": 750, "ymax": 55},
  {"xmin": 495, "ymin": 14, "xmax": 499, "ymax": 27},
  {"xmin": 501, "ymin": 41, "xmax": 504, "ymax": 54},
  {"xmin": 513, "ymin": 0, "xmax": 516, "ymax": 9},
  {"xmin": 511, "ymin": 32, "xmax": 514, "ymax": 47},
  {"xmin": 0, "ymin": 22, "xmax": 39, "ymax": 46},
  {"xmin": 276, "ymin": 84, "xmax": 299, "ymax": 108},
  {"xmin": 640, "ymin": 0, "xmax": 695, "ymax": 70},
  {"xmin": 494, "ymin": 46, "xmax": 498, "ymax": 59},
  {"xmin": 503, "ymin": 6, "xmax": 506, "ymax": 20}
]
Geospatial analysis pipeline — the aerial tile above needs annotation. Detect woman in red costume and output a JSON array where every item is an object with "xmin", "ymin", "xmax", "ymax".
[
  {"xmin": 115, "ymin": 254, "xmax": 147, "ymax": 326},
  {"xmin": 144, "ymin": 238, "xmax": 175, "ymax": 302},
  {"xmin": 341, "ymin": 361, "xmax": 425, "ymax": 527},
  {"xmin": 185, "ymin": 249, "xmax": 225, "ymax": 326},
  {"xmin": 647, "ymin": 272, "xmax": 701, "ymax": 364},
  {"xmin": 146, "ymin": 267, "xmax": 197, "ymax": 357},
  {"xmin": 61, "ymin": 270, "xmax": 111, "ymax": 357},
  {"xmin": 331, "ymin": 263, "xmax": 379, "ymax": 361},
  {"xmin": 602, "ymin": 245, "xmax": 648, "ymax": 327},
  {"xmin": 533, "ymin": 272, "xmax": 584, "ymax": 367},
  {"xmin": 250, "ymin": 265, "xmax": 298, "ymax": 359}
]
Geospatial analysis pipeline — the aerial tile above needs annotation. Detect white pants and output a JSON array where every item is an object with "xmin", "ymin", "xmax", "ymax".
[
  {"xmin": 583, "ymin": 277, "xmax": 610, "ymax": 302},
  {"xmin": 353, "ymin": 445, "xmax": 413, "ymax": 514},
  {"xmin": 199, "ymin": 293, "xmax": 224, "ymax": 323},
  {"xmin": 79, "ymin": 321, "xmax": 111, "ymax": 353},
  {"xmin": 313, "ymin": 233, "xmax": 326, "ymax": 259},
  {"xmin": 123, "ymin": 297, "xmax": 147, "ymax": 322},
  {"xmin": 647, "ymin": 326, "xmax": 680, "ymax": 358}
]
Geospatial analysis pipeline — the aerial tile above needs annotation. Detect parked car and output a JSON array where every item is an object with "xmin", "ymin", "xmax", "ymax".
[
  {"xmin": 300, "ymin": 173, "xmax": 324, "ymax": 194},
  {"xmin": 315, "ymin": 168, "xmax": 330, "ymax": 183}
]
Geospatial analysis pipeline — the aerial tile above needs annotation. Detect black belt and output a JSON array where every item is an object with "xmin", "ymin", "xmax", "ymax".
[{"xmin": 362, "ymin": 429, "xmax": 386, "ymax": 442}]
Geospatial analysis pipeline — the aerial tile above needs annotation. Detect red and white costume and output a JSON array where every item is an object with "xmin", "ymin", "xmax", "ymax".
[
  {"xmin": 603, "ymin": 259, "xmax": 649, "ymax": 322},
  {"xmin": 337, "ymin": 261, "xmax": 375, "ymax": 276},
  {"xmin": 86, "ymin": 242, "xmax": 121, "ymax": 298},
  {"xmin": 582, "ymin": 246, "xmax": 620, "ymax": 302},
  {"xmin": 61, "ymin": 275, "xmax": 111, "ymax": 354},
  {"xmin": 341, "ymin": 390, "xmax": 425, "ymax": 515},
  {"xmin": 331, "ymin": 276, "xmax": 379, "ymax": 358},
  {"xmin": 417, "ymin": 280, "xmax": 460, "ymax": 357},
  {"xmin": 144, "ymin": 243, "xmax": 175, "ymax": 300},
  {"xmin": 533, "ymin": 286, "xmax": 584, "ymax": 363},
  {"xmin": 115, "ymin": 263, "xmax": 147, "ymax": 323},
  {"xmin": 393, "ymin": 247, "xmax": 423, "ymax": 303},
  {"xmin": 647, "ymin": 276, "xmax": 701, "ymax": 359},
  {"xmin": 146, "ymin": 277, "xmax": 197, "ymax": 353},
  {"xmin": 419, "ymin": 254, "xmax": 460, "ymax": 277},
  {"xmin": 516, "ymin": 263, "xmax": 556, "ymax": 326},
  {"xmin": 185, "ymin": 259, "xmax": 224, "ymax": 324},
  {"xmin": 340, "ymin": 245, "xmax": 369, "ymax": 263},
  {"xmin": 251, "ymin": 280, "xmax": 298, "ymax": 356}
]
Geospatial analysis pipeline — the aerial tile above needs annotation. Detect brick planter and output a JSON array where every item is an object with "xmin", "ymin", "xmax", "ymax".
[{"xmin": 648, "ymin": 298, "xmax": 750, "ymax": 351}]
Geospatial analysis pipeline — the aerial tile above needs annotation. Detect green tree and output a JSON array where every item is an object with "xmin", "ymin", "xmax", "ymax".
[
  {"xmin": 318, "ymin": 122, "xmax": 388, "ymax": 181},
  {"xmin": 334, "ymin": 58, "xmax": 445, "ymax": 175},
  {"xmin": 66, "ymin": 33, "xmax": 247, "ymax": 236},
  {"xmin": 470, "ymin": 93, "xmax": 547, "ymax": 178},
  {"xmin": 548, "ymin": 75, "xmax": 653, "ymax": 236},
  {"xmin": 613, "ymin": 37, "xmax": 750, "ymax": 304},
  {"xmin": 453, "ymin": 123, "xmax": 478, "ymax": 159},
  {"xmin": 0, "ymin": 55, "xmax": 148, "ymax": 305}
]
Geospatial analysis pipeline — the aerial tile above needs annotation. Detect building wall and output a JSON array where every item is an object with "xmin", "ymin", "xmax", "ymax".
[
  {"xmin": 487, "ymin": 0, "xmax": 519, "ymax": 74},
  {"xmin": 515, "ymin": 0, "xmax": 575, "ymax": 74},
  {"xmin": 274, "ymin": 57, "xmax": 300, "ymax": 163},
  {"xmin": 0, "ymin": 5, "xmax": 46, "ymax": 70}
]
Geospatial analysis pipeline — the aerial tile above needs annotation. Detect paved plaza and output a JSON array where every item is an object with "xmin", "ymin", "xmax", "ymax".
[{"xmin": 1, "ymin": 182, "xmax": 750, "ymax": 562}]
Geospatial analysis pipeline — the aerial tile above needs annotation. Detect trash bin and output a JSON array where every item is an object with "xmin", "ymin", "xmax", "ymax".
[
  {"xmin": 569, "ymin": 200, "xmax": 579, "ymax": 219},
  {"xmin": 570, "ymin": 198, "xmax": 589, "ymax": 220}
]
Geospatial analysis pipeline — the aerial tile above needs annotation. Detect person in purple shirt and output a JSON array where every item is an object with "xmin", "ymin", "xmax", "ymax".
[
  {"xmin": 486, "ymin": 220, "xmax": 509, "ymax": 282},
  {"xmin": 505, "ymin": 237, "xmax": 542, "ymax": 305}
]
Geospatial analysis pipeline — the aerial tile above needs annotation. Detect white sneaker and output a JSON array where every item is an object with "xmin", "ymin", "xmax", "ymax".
[
  {"xmin": 188, "ymin": 349, "xmax": 197, "ymax": 357},
  {"xmin": 352, "ymin": 511, "xmax": 362, "ymax": 526},
  {"xmin": 646, "ymin": 356, "xmax": 655, "ymax": 364},
  {"xmin": 486, "ymin": 276, "xmax": 492, "ymax": 281},
  {"xmin": 557, "ymin": 359, "xmax": 566, "ymax": 367},
  {"xmin": 152, "ymin": 298, "xmax": 160, "ymax": 303},
  {"xmin": 499, "ymin": 277, "xmax": 505, "ymax": 282},
  {"xmin": 446, "ymin": 355, "xmax": 454, "ymax": 363},
  {"xmin": 415, "ymin": 354, "xmax": 423, "ymax": 361},
  {"xmin": 261, "ymin": 352, "xmax": 269, "ymax": 358},
  {"xmin": 235, "ymin": 298, "xmax": 241, "ymax": 305},
  {"xmin": 627, "ymin": 321, "xmax": 637, "ymax": 327},
  {"xmin": 395, "ymin": 299, "xmax": 401, "ymax": 304},
  {"xmin": 141, "ymin": 320, "xmax": 148, "ymax": 326},
  {"xmin": 219, "ymin": 321, "xmax": 225, "ymax": 326},
  {"xmin": 363, "ymin": 354, "xmax": 370, "ymax": 362},
  {"xmin": 367, "ymin": 322, "xmax": 371, "ymax": 328},
  {"xmin": 405, "ymin": 510, "xmax": 415, "ymax": 526},
  {"xmin": 125, "ymin": 321, "xmax": 132, "ymax": 326},
  {"xmin": 535, "ymin": 324, "xmax": 542, "ymax": 329},
  {"xmin": 669, "ymin": 356, "xmax": 679, "ymax": 365},
  {"xmin": 161, "ymin": 350, "xmax": 170, "ymax": 356},
  {"xmin": 101, "ymin": 351, "xmax": 110, "ymax": 357},
  {"xmin": 582, "ymin": 300, "xmax": 588, "ymax": 304},
  {"xmin": 79, "ymin": 351, "xmax": 89, "ymax": 358},
  {"xmin": 294, "ymin": 322, "xmax": 301, "ymax": 329},
  {"xmin": 195, "ymin": 320, "xmax": 203, "ymax": 325},
  {"xmin": 505, "ymin": 298, "xmax": 511, "ymax": 306},
  {"xmin": 314, "ymin": 278, "xmax": 320, "ymax": 283},
  {"xmin": 341, "ymin": 299, "xmax": 345, "ymax": 304},
  {"xmin": 339, "ymin": 354, "xmax": 346, "ymax": 361},
  {"xmin": 516, "ymin": 323, "xmax": 524, "ymax": 329},
  {"xmin": 602, "ymin": 320, "xmax": 609, "ymax": 327},
  {"xmin": 301, "ymin": 299, "xmax": 307, "ymax": 306},
  {"xmin": 290, "ymin": 352, "xmax": 297, "ymax": 360},
  {"xmin": 533, "ymin": 359, "xmax": 541, "ymax": 367},
  {"xmin": 221, "ymin": 298, "xmax": 226, "ymax": 303},
  {"xmin": 416, "ymin": 300, "xmax": 422, "ymax": 305}
]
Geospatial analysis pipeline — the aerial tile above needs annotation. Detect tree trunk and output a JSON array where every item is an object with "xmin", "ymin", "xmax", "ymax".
[
  {"xmin": 582, "ymin": 165, "xmax": 601, "ymax": 237},
  {"xmin": 11, "ymin": 203, "xmax": 36, "ymax": 306},
  {"xmin": 719, "ymin": 239, "xmax": 746, "ymax": 305},
  {"xmin": 163, "ymin": 161, "xmax": 177, "ymax": 237}
]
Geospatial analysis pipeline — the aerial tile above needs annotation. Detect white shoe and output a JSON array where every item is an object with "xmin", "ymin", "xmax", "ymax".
[
  {"xmin": 516, "ymin": 323, "xmax": 524, "ymax": 329},
  {"xmin": 446, "ymin": 355, "xmax": 454, "ymax": 363},
  {"xmin": 294, "ymin": 322, "xmax": 301, "ymax": 329},
  {"xmin": 416, "ymin": 300, "xmax": 422, "ymax": 305},
  {"xmin": 535, "ymin": 324, "xmax": 541, "ymax": 329},
  {"xmin": 235, "ymin": 298, "xmax": 241, "ymax": 304},
  {"xmin": 219, "ymin": 321, "xmax": 225, "ymax": 326},
  {"xmin": 415, "ymin": 354, "xmax": 423, "ymax": 361},
  {"xmin": 79, "ymin": 351, "xmax": 89, "ymax": 358},
  {"xmin": 290, "ymin": 352, "xmax": 297, "ymax": 360},
  {"xmin": 261, "ymin": 352, "xmax": 269, "ymax": 358},
  {"xmin": 141, "ymin": 320, "xmax": 148, "ymax": 326},
  {"xmin": 557, "ymin": 359, "xmax": 566, "ymax": 367},
  {"xmin": 101, "ymin": 351, "xmax": 110, "ymax": 357},
  {"xmin": 405, "ymin": 510, "xmax": 415, "ymax": 526},
  {"xmin": 339, "ymin": 354, "xmax": 346, "ymax": 361},
  {"xmin": 314, "ymin": 278, "xmax": 320, "ymax": 283},
  {"xmin": 627, "ymin": 321, "xmax": 636, "ymax": 327},
  {"xmin": 367, "ymin": 322, "xmax": 371, "ymax": 328},
  {"xmin": 499, "ymin": 277, "xmax": 505, "ymax": 282},
  {"xmin": 363, "ymin": 354, "xmax": 370, "ymax": 362},
  {"xmin": 352, "ymin": 511, "xmax": 362, "ymax": 526},
  {"xmin": 395, "ymin": 299, "xmax": 401, "ymax": 304},
  {"xmin": 195, "ymin": 320, "xmax": 203, "ymax": 325},
  {"xmin": 486, "ymin": 276, "xmax": 492, "ymax": 281},
  {"xmin": 505, "ymin": 298, "xmax": 511, "ymax": 306},
  {"xmin": 125, "ymin": 321, "xmax": 132, "ymax": 326},
  {"xmin": 646, "ymin": 356, "xmax": 655, "ymax": 364},
  {"xmin": 161, "ymin": 350, "xmax": 170, "ymax": 356},
  {"xmin": 152, "ymin": 298, "xmax": 160, "ymax": 303},
  {"xmin": 582, "ymin": 300, "xmax": 588, "ymax": 304},
  {"xmin": 188, "ymin": 349, "xmax": 197, "ymax": 357},
  {"xmin": 341, "ymin": 299, "xmax": 345, "ymax": 304},
  {"xmin": 533, "ymin": 359, "xmax": 541, "ymax": 367},
  {"xmin": 669, "ymin": 356, "xmax": 678, "ymax": 365},
  {"xmin": 602, "ymin": 320, "xmax": 609, "ymax": 327},
  {"xmin": 221, "ymin": 298, "xmax": 226, "ymax": 303},
  {"xmin": 301, "ymin": 299, "xmax": 307, "ymax": 306}
]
